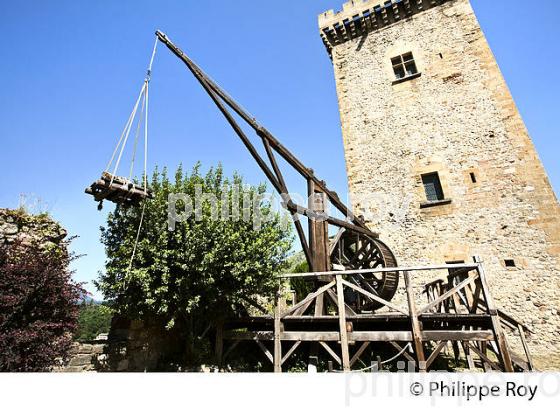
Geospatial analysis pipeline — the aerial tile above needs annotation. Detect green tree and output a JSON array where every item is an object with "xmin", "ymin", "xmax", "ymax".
[
  {"xmin": 96, "ymin": 164, "xmax": 292, "ymax": 361},
  {"xmin": 75, "ymin": 303, "xmax": 113, "ymax": 341}
]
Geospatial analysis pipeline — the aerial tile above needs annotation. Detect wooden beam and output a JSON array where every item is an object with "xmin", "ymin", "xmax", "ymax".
[
  {"xmin": 319, "ymin": 342, "xmax": 341, "ymax": 365},
  {"xmin": 224, "ymin": 331, "xmax": 274, "ymax": 341},
  {"xmin": 349, "ymin": 331, "xmax": 412, "ymax": 342},
  {"xmin": 422, "ymin": 330, "xmax": 494, "ymax": 341},
  {"xmin": 404, "ymin": 271, "xmax": 426, "ymax": 371},
  {"xmin": 418, "ymin": 275, "xmax": 477, "ymax": 315},
  {"xmin": 426, "ymin": 341, "xmax": 447, "ymax": 369},
  {"xmin": 474, "ymin": 257, "xmax": 514, "ymax": 372},
  {"xmin": 281, "ymin": 341, "xmax": 302, "ymax": 365},
  {"xmin": 469, "ymin": 343, "xmax": 501, "ymax": 371},
  {"xmin": 222, "ymin": 340, "xmax": 240, "ymax": 361},
  {"xmin": 273, "ymin": 295, "xmax": 282, "ymax": 373},
  {"xmin": 282, "ymin": 332, "xmax": 340, "ymax": 341},
  {"xmin": 282, "ymin": 281, "xmax": 335, "ymax": 318},
  {"xmin": 463, "ymin": 342, "xmax": 476, "ymax": 370},
  {"xmin": 326, "ymin": 288, "xmax": 357, "ymax": 316},
  {"xmin": 256, "ymin": 340, "xmax": 274, "ymax": 364},
  {"xmin": 278, "ymin": 263, "xmax": 479, "ymax": 279},
  {"xmin": 518, "ymin": 323, "xmax": 534, "ymax": 371},
  {"xmin": 350, "ymin": 342, "xmax": 370, "ymax": 367},
  {"xmin": 336, "ymin": 276, "xmax": 351, "ymax": 371},
  {"xmin": 341, "ymin": 278, "xmax": 409, "ymax": 315}
]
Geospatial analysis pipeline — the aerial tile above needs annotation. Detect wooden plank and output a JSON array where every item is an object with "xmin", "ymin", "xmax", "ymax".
[
  {"xmin": 341, "ymin": 279, "xmax": 409, "ymax": 315},
  {"xmin": 281, "ymin": 341, "xmax": 301, "ymax": 365},
  {"xmin": 350, "ymin": 331, "xmax": 412, "ymax": 342},
  {"xmin": 474, "ymin": 257, "xmax": 514, "ymax": 372},
  {"xmin": 469, "ymin": 343, "xmax": 501, "ymax": 371},
  {"xmin": 314, "ymin": 293, "xmax": 325, "ymax": 317},
  {"xmin": 319, "ymin": 342, "xmax": 341, "ymax": 365},
  {"xmin": 463, "ymin": 342, "xmax": 476, "ymax": 370},
  {"xmin": 518, "ymin": 324, "xmax": 534, "ymax": 371},
  {"xmin": 426, "ymin": 341, "xmax": 447, "ymax": 369},
  {"xmin": 292, "ymin": 298, "xmax": 314, "ymax": 316},
  {"xmin": 418, "ymin": 275, "xmax": 477, "ymax": 315},
  {"xmin": 404, "ymin": 271, "xmax": 426, "ymax": 370},
  {"xmin": 256, "ymin": 340, "xmax": 274, "ymax": 364},
  {"xmin": 469, "ymin": 283, "xmax": 482, "ymax": 313},
  {"xmin": 279, "ymin": 263, "xmax": 479, "ymax": 279},
  {"xmin": 336, "ymin": 276, "xmax": 351, "ymax": 371},
  {"xmin": 224, "ymin": 331, "xmax": 274, "ymax": 341},
  {"xmin": 326, "ymin": 288, "xmax": 357, "ymax": 316},
  {"xmin": 422, "ymin": 330, "xmax": 494, "ymax": 341},
  {"xmin": 273, "ymin": 296, "xmax": 282, "ymax": 373},
  {"xmin": 480, "ymin": 342, "xmax": 492, "ymax": 372},
  {"xmin": 282, "ymin": 281, "xmax": 335, "ymax": 318},
  {"xmin": 350, "ymin": 342, "xmax": 370, "ymax": 367},
  {"xmin": 283, "ymin": 332, "xmax": 340, "ymax": 341},
  {"xmin": 222, "ymin": 340, "xmax": 240, "ymax": 361}
]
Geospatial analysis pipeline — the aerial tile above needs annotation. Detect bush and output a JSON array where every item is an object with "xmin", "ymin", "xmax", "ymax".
[{"xmin": 0, "ymin": 239, "xmax": 85, "ymax": 371}]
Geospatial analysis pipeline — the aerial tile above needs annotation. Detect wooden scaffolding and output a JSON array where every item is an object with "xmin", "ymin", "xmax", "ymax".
[{"xmin": 217, "ymin": 257, "xmax": 534, "ymax": 373}]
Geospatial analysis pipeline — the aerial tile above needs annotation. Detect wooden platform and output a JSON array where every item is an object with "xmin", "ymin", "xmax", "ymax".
[
  {"xmin": 85, "ymin": 172, "xmax": 153, "ymax": 206},
  {"xmin": 217, "ymin": 259, "xmax": 534, "ymax": 373}
]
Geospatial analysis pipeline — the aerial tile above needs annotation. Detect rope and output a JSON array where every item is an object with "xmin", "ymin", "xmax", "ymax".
[
  {"xmin": 332, "ymin": 343, "xmax": 412, "ymax": 373},
  {"xmin": 122, "ymin": 202, "xmax": 147, "ymax": 291},
  {"xmin": 105, "ymin": 84, "xmax": 146, "ymax": 174},
  {"xmin": 144, "ymin": 81, "xmax": 149, "ymax": 192},
  {"xmin": 109, "ymin": 82, "xmax": 147, "ymax": 186},
  {"xmin": 143, "ymin": 37, "xmax": 157, "ymax": 192},
  {"xmin": 105, "ymin": 35, "xmax": 158, "ymax": 188},
  {"xmin": 128, "ymin": 90, "xmax": 147, "ymax": 180}
]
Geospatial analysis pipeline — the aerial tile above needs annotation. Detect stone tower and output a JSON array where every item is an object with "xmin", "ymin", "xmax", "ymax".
[{"xmin": 319, "ymin": 0, "xmax": 560, "ymax": 369}]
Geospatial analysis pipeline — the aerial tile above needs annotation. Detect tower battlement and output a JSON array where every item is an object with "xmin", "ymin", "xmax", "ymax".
[{"xmin": 319, "ymin": 0, "xmax": 450, "ymax": 55}]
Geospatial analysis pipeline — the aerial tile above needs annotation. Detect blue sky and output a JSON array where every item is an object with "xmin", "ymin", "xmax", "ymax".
[{"xmin": 1, "ymin": 0, "xmax": 558, "ymax": 299}]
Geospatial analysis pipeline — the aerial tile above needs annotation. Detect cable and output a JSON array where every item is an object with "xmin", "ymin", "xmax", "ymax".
[{"xmin": 332, "ymin": 343, "xmax": 412, "ymax": 373}]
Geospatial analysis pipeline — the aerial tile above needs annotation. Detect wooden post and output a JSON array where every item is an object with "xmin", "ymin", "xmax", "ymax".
[
  {"xmin": 215, "ymin": 321, "xmax": 223, "ymax": 367},
  {"xmin": 404, "ymin": 271, "xmax": 426, "ymax": 371},
  {"xmin": 480, "ymin": 341, "xmax": 492, "ymax": 372},
  {"xmin": 273, "ymin": 291, "xmax": 283, "ymax": 373},
  {"xmin": 308, "ymin": 179, "xmax": 330, "ymax": 275},
  {"xmin": 474, "ymin": 256, "xmax": 514, "ymax": 372},
  {"xmin": 518, "ymin": 324, "xmax": 534, "ymax": 371},
  {"xmin": 463, "ymin": 342, "xmax": 476, "ymax": 370},
  {"xmin": 336, "ymin": 275, "xmax": 351, "ymax": 371}
]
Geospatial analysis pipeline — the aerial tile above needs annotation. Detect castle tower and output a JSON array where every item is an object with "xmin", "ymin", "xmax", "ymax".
[{"xmin": 319, "ymin": 0, "xmax": 560, "ymax": 369}]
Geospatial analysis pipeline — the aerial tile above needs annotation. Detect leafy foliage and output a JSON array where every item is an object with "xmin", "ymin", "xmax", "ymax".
[
  {"xmin": 75, "ymin": 302, "xmax": 113, "ymax": 341},
  {"xmin": 97, "ymin": 164, "xmax": 293, "ymax": 360},
  {"xmin": 0, "ymin": 239, "xmax": 85, "ymax": 371}
]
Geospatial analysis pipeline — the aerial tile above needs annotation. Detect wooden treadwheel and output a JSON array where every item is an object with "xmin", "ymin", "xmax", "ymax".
[{"xmin": 330, "ymin": 231, "xmax": 399, "ymax": 311}]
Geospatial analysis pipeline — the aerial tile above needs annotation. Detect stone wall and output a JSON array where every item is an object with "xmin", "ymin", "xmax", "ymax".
[
  {"xmin": 325, "ymin": 0, "xmax": 560, "ymax": 369},
  {"xmin": 0, "ymin": 208, "xmax": 67, "ymax": 247},
  {"xmin": 58, "ymin": 317, "xmax": 215, "ymax": 372},
  {"xmin": 56, "ymin": 341, "xmax": 107, "ymax": 372}
]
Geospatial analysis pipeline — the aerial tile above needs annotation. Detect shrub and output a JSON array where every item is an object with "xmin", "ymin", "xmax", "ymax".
[{"xmin": 0, "ymin": 239, "xmax": 85, "ymax": 371}]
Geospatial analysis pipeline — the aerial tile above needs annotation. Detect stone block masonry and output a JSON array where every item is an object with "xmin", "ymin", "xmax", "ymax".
[{"xmin": 320, "ymin": 0, "xmax": 560, "ymax": 369}]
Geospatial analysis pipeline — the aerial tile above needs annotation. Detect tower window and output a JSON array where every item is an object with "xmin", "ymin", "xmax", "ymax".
[
  {"xmin": 470, "ymin": 172, "xmax": 477, "ymax": 183},
  {"xmin": 391, "ymin": 52, "xmax": 418, "ymax": 80},
  {"xmin": 422, "ymin": 172, "xmax": 445, "ymax": 202},
  {"xmin": 504, "ymin": 259, "xmax": 516, "ymax": 268}
]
